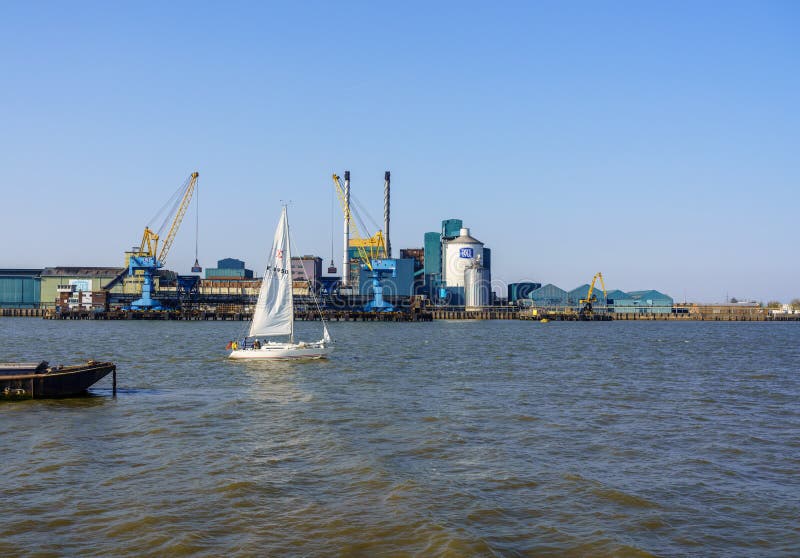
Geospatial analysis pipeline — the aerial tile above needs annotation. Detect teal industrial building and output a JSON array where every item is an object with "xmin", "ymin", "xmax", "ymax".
[
  {"xmin": 526, "ymin": 283, "xmax": 673, "ymax": 314},
  {"xmin": 358, "ymin": 258, "xmax": 416, "ymax": 297},
  {"xmin": 0, "ymin": 269, "xmax": 41, "ymax": 308},
  {"xmin": 420, "ymin": 218, "xmax": 492, "ymax": 305},
  {"xmin": 205, "ymin": 258, "xmax": 253, "ymax": 279}
]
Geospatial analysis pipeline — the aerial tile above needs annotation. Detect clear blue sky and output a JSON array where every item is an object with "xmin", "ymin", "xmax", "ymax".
[{"xmin": 1, "ymin": 1, "xmax": 797, "ymax": 302}]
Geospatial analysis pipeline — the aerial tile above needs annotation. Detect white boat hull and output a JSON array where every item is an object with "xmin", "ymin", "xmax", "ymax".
[{"xmin": 229, "ymin": 342, "xmax": 333, "ymax": 360}]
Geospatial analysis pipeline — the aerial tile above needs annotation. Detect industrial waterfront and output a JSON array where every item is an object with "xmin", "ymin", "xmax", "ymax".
[
  {"xmin": 2, "ymin": 318, "xmax": 798, "ymax": 556},
  {"xmin": 3, "ymin": 171, "xmax": 797, "ymax": 321},
  {"xmin": 3, "ymin": 2, "xmax": 797, "ymax": 556}
]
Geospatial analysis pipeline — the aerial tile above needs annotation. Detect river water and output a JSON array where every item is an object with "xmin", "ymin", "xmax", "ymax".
[{"xmin": 1, "ymin": 319, "xmax": 798, "ymax": 557}]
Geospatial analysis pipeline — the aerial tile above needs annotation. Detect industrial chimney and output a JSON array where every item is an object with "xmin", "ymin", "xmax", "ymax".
[
  {"xmin": 384, "ymin": 171, "xmax": 391, "ymax": 259},
  {"xmin": 342, "ymin": 171, "xmax": 351, "ymax": 287}
]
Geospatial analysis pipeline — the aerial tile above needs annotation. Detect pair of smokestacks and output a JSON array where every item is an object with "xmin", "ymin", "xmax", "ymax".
[{"xmin": 341, "ymin": 170, "xmax": 391, "ymax": 287}]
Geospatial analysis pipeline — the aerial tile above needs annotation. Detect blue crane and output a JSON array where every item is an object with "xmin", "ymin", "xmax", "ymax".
[
  {"xmin": 332, "ymin": 173, "xmax": 396, "ymax": 312},
  {"xmin": 128, "ymin": 172, "xmax": 199, "ymax": 310}
]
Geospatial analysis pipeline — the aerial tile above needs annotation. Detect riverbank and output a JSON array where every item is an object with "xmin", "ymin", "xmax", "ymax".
[{"xmin": 2, "ymin": 306, "xmax": 798, "ymax": 321}]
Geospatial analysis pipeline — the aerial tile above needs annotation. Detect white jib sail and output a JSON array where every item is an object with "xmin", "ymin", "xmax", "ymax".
[{"xmin": 249, "ymin": 207, "xmax": 293, "ymax": 338}]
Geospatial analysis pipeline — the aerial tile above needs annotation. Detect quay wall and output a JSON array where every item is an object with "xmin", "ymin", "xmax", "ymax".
[{"xmin": 2, "ymin": 306, "xmax": 797, "ymax": 322}]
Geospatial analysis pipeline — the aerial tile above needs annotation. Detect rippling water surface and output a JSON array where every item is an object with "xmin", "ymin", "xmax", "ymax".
[{"xmin": 1, "ymin": 319, "xmax": 799, "ymax": 556}]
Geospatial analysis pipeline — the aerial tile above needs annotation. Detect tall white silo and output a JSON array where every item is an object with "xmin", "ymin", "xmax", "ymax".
[
  {"xmin": 465, "ymin": 258, "xmax": 491, "ymax": 310},
  {"xmin": 444, "ymin": 228, "xmax": 484, "ymax": 287}
]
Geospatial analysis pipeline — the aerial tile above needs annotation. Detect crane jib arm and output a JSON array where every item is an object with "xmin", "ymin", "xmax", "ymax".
[{"xmin": 157, "ymin": 172, "xmax": 199, "ymax": 264}]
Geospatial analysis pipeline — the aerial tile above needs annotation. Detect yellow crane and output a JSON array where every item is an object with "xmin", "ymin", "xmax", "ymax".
[
  {"xmin": 579, "ymin": 272, "xmax": 607, "ymax": 319},
  {"xmin": 129, "ymin": 172, "xmax": 199, "ymax": 310}
]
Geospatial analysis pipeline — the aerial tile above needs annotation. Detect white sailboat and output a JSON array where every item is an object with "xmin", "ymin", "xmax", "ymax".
[{"xmin": 228, "ymin": 206, "xmax": 333, "ymax": 360}]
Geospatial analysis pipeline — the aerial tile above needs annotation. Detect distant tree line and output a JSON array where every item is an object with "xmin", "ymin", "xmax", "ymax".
[
  {"xmin": 762, "ymin": 299, "xmax": 800, "ymax": 309},
  {"xmin": 735, "ymin": 299, "xmax": 800, "ymax": 308}
]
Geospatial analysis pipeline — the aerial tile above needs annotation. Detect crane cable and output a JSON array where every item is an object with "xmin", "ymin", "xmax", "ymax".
[
  {"xmin": 194, "ymin": 176, "xmax": 200, "ymax": 264},
  {"xmin": 149, "ymin": 175, "xmax": 191, "ymax": 237}
]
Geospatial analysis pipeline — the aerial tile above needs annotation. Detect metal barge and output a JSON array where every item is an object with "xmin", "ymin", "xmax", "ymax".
[{"xmin": 1, "ymin": 360, "xmax": 116, "ymax": 399}]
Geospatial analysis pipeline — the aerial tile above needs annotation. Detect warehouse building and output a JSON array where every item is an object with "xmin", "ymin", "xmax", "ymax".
[
  {"xmin": 205, "ymin": 258, "xmax": 253, "ymax": 280},
  {"xmin": 0, "ymin": 269, "xmax": 42, "ymax": 308},
  {"xmin": 39, "ymin": 267, "xmax": 126, "ymax": 310},
  {"xmin": 604, "ymin": 289, "xmax": 628, "ymax": 304},
  {"xmin": 529, "ymin": 284, "xmax": 569, "ymax": 307},
  {"xmin": 291, "ymin": 256, "xmax": 323, "ymax": 294},
  {"xmin": 507, "ymin": 282, "xmax": 542, "ymax": 303},
  {"xmin": 610, "ymin": 290, "xmax": 673, "ymax": 314},
  {"xmin": 526, "ymin": 282, "xmax": 674, "ymax": 315},
  {"xmin": 568, "ymin": 284, "xmax": 607, "ymax": 306}
]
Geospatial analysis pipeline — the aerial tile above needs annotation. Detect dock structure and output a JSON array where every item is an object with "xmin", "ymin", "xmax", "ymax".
[
  {"xmin": 431, "ymin": 309, "xmax": 519, "ymax": 320},
  {"xmin": 0, "ymin": 308, "xmax": 45, "ymax": 317},
  {"xmin": 39, "ymin": 308, "xmax": 435, "ymax": 322},
  {"xmin": 5, "ymin": 304, "xmax": 797, "ymax": 322}
]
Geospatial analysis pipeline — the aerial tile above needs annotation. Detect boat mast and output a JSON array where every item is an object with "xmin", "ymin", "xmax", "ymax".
[{"xmin": 284, "ymin": 205, "xmax": 295, "ymax": 344}]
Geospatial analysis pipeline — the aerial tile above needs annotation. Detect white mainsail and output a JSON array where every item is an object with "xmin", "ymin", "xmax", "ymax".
[{"xmin": 249, "ymin": 207, "xmax": 293, "ymax": 338}]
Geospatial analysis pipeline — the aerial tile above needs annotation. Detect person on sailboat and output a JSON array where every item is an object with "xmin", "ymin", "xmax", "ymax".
[{"xmin": 253, "ymin": 340, "xmax": 261, "ymax": 349}]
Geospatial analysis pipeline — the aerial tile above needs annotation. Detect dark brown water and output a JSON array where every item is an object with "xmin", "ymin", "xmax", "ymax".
[{"xmin": 1, "ymin": 319, "xmax": 798, "ymax": 556}]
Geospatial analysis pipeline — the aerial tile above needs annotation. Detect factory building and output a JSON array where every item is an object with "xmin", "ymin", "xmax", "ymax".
[
  {"xmin": 291, "ymin": 256, "xmax": 322, "ymax": 283},
  {"xmin": 358, "ymin": 258, "xmax": 416, "ymax": 297},
  {"xmin": 610, "ymin": 290, "xmax": 673, "ymax": 314},
  {"xmin": 422, "ymin": 219, "xmax": 492, "ymax": 305},
  {"xmin": 507, "ymin": 282, "xmax": 542, "ymax": 303},
  {"xmin": 291, "ymin": 256, "xmax": 323, "ymax": 294},
  {"xmin": 0, "ymin": 269, "xmax": 42, "ymax": 308},
  {"xmin": 423, "ymin": 232, "xmax": 442, "ymax": 277},
  {"xmin": 604, "ymin": 289, "xmax": 628, "ymax": 304},
  {"xmin": 526, "ymin": 283, "xmax": 674, "ymax": 315},
  {"xmin": 400, "ymin": 248, "xmax": 424, "ymax": 273},
  {"xmin": 568, "ymin": 284, "xmax": 605, "ymax": 305},
  {"xmin": 433, "ymin": 219, "xmax": 463, "ymax": 299},
  {"xmin": 400, "ymin": 248, "xmax": 426, "ymax": 296},
  {"xmin": 39, "ymin": 267, "xmax": 126, "ymax": 310},
  {"xmin": 529, "ymin": 284, "xmax": 570, "ymax": 307},
  {"xmin": 198, "ymin": 257, "xmax": 261, "ymax": 297},
  {"xmin": 205, "ymin": 258, "xmax": 253, "ymax": 280}
]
